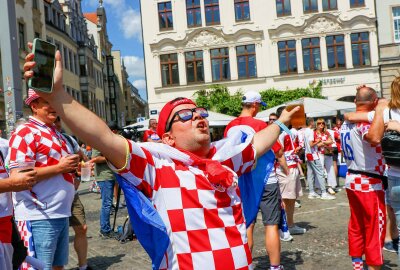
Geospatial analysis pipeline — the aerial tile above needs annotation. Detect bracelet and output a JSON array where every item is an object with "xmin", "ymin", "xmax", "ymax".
[{"xmin": 273, "ymin": 120, "xmax": 291, "ymax": 136}]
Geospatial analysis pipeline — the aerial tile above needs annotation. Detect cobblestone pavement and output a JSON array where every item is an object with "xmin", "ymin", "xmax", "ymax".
[{"xmin": 66, "ymin": 180, "xmax": 398, "ymax": 270}]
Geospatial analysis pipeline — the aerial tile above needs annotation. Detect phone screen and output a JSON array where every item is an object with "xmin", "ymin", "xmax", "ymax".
[{"xmin": 30, "ymin": 39, "xmax": 56, "ymax": 92}]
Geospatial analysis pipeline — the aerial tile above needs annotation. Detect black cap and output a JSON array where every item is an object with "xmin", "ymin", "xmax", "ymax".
[{"xmin": 107, "ymin": 121, "xmax": 119, "ymax": 131}]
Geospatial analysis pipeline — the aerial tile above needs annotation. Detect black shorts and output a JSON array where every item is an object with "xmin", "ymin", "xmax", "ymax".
[
  {"xmin": 332, "ymin": 147, "xmax": 339, "ymax": 162},
  {"xmin": 259, "ymin": 182, "xmax": 282, "ymax": 226}
]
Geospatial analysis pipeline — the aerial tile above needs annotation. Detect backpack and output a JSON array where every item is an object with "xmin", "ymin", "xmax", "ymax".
[
  {"xmin": 116, "ymin": 216, "xmax": 135, "ymax": 244},
  {"xmin": 381, "ymin": 110, "xmax": 400, "ymax": 166}
]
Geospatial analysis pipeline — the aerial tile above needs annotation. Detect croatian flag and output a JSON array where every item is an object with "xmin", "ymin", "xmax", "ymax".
[{"xmin": 17, "ymin": 220, "xmax": 36, "ymax": 270}]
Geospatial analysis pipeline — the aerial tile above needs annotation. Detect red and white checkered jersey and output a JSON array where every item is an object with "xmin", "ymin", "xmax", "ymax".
[
  {"xmin": 340, "ymin": 121, "xmax": 385, "ymax": 176},
  {"xmin": 314, "ymin": 130, "xmax": 332, "ymax": 155},
  {"xmin": 332, "ymin": 126, "xmax": 341, "ymax": 152},
  {"xmin": 278, "ymin": 129, "xmax": 299, "ymax": 167},
  {"xmin": 8, "ymin": 116, "xmax": 75, "ymax": 221},
  {"xmin": 113, "ymin": 138, "xmax": 256, "ymax": 270},
  {"xmin": 0, "ymin": 156, "xmax": 12, "ymax": 218}
]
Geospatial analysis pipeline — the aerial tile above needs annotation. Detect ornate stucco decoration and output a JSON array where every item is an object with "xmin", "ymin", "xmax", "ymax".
[
  {"xmin": 304, "ymin": 17, "xmax": 341, "ymax": 34},
  {"xmin": 186, "ymin": 30, "xmax": 225, "ymax": 48}
]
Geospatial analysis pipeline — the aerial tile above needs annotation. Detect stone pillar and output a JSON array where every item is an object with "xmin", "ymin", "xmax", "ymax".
[
  {"xmin": 344, "ymin": 32, "xmax": 353, "ymax": 69},
  {"xmin": 203, "ymin": 49, "xmax": 213, "ymax": 83},
  {"xmin": 178, "ymin": 51, "xmax": 187, "ymax": 85},
  {"xmin": 320, "ymin": 35, "xmax": 328, "ymax": 71},
  {"xmin": 296, "ymin": 38, "xmax": 304, "ymax": 74},
  {"xmin": 369, "ymin": 30, "xmax": 379, "ymax": 67},
  {"xmin": 229, "ymin": 45, "xmax": 238, "ymax": 80}
]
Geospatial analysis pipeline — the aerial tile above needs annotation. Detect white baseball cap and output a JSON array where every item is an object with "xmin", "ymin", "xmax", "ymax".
[{"xmin": 242, "ymin": 91, "xmax": 267, "ymax": 106}]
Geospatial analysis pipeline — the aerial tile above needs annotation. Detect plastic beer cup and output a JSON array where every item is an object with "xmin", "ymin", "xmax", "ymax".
[
  {"xmin": 286, "ymin": 100, "xmax": 306, "ymax": 128},
  {"xmin": 80, "ymin": 162, "xmax": 91, "ymax": 182}
]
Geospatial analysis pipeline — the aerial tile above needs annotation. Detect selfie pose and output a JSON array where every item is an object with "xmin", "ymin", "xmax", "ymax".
[{"xmin": 23, "ymin": 42, "xmax": 299, "ymax": 269}]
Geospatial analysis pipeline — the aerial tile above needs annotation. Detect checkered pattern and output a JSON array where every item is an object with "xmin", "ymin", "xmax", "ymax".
[
  {"xmin": 25, "ymin": 88, "xmax": 40, "ymax": 105},
  {"xmin": 8, "ymin": 117, "xmax": 74, "ymax": 183},
  {"xmin": 17, "ymin": 220, "xmax": 36, "ymax": 270},
  {"xmin": 378, "ymin": 206, "xmax": 385, "ymax": 235},
  {"xmin": 352, "ymin": 261, "xmax": 363, "ymax": 270},
  {"xmin": 117, "ymin": 139, "xmax": 255, "ymax": 270},
  {"xmin": 314, "ymin": 131, "xmax": 331, "ymax": 154},
  {"xmin": 279, "ymin": 131, "xmax": 299, "ymax": 167},
  {"xmin": 345, "ymin": 173, "xmax": 383, "ymax": 192}
]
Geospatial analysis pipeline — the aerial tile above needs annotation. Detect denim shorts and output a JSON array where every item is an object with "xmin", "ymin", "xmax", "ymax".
[{"xmin": 30, "ymin": 217, "xmax": 69, "ymax": 269}]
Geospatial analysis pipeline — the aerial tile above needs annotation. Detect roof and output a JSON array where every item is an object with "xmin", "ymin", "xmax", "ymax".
[{"xmin": 84, "ymin": 13, "xmax": 97, "ymax": 24}]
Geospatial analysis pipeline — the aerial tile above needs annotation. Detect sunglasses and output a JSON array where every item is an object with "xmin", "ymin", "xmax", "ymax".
[
  {"xmin": 269, "ymin": 118, "xmax": 277, "ymax": 122},
  {"xmin": 317, "ymin": 122, "xmax": 325, "ymax": 125},
  {"xmin": 166, "ymin": 107, "xmax": 209, "ymax": 132}
]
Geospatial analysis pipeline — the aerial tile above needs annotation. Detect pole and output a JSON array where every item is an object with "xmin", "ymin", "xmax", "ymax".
[{"xmin": 0, "ymin": 0, "xmax": 24, "ymax": 138}]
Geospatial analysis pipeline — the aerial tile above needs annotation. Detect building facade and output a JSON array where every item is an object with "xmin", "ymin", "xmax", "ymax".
[
  {"xmin": 376, "ymin": 0, "xmax": 400, "ymax": 98},
  {"xmin": 141, "ymin": 0, "xmax": 380, "ymax": 113}
]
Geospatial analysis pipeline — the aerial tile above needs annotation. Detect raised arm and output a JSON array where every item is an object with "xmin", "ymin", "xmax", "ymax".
[
  {"xmin": 253, "ymin": 107, "xmax": 299, "ymax": 158},
  {"xmin": 23, "ymin": 43, "xmax": 126, "ymax": 169}
]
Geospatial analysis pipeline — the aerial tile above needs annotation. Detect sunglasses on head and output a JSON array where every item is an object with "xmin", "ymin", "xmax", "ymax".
[{"xmin": 166, "ymin": 107, "xmax": 209, "ymax": 132}]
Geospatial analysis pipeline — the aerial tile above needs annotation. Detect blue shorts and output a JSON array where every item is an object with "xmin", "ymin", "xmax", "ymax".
[{"xmin": 30, "ymin": 217, "xmax": 69, "ymax": 269}]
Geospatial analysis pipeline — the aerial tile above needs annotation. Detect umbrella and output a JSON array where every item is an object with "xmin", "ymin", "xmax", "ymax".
[{"xmin": 256, "ymin": 97, "xmax": 355, "ymax": 121}]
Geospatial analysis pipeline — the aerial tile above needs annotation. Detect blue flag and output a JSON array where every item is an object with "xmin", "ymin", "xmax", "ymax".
[
  {"xmin": 116, "ymin": 175, "xmax": 169, "ymax": 270},
  {"xmin": 239, "ymin": 150, "xmax": 275, "ymax": 227}
]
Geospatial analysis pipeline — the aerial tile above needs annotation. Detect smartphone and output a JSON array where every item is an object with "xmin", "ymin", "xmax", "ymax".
[{"xmin": 28, "ymin": 38, "xmax": 56, "ymax": 93}]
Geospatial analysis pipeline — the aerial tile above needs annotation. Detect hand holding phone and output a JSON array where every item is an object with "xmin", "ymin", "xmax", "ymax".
[{"xmin": 28, "ymin": 38, "xmax": 56, "ymax": 93}]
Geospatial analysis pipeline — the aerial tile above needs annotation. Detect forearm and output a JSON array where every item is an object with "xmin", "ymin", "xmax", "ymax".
[
  {"xmin": 10, "ymin": 165, "xmax": 61, "ymax": 182},
  {"xmin": 47, "ymin": 89, "xmax": 126, "ymax": 168},
  {"xmin": 344, "ymin": 112, "xmax": 369, "ymax": 123},
  {"xmin": 253, "ymin": 124, "xmax": 281, "ymax": 158},
  {"xmin": 367, "ymin": 108, "xmax": 385, "ymax": 144},
  {"xmin": 0, "ymin": 179, "xmax": 14, "ymax": 193},
  {"xmin": 91, "ymin": 156, "xmax": 107, "ymax": 164}
]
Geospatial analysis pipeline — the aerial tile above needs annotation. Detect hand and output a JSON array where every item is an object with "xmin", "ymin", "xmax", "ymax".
[
  {"xmin": 11, "ymin": 170, "xmax": 38, "ymax": 192},
  {"xmin": 277, "ymin": 106, "xmax": 300, "ymax": 126},
  {"xmin": 375, "ymin": 99, "xmax": 388, "ymax": 112},
  {"xmin": 58, "ymin": 154, "xmax": 80, "ymax": 173},
  {"xmin": 23, "ymin": 42, "xmax": 64, "ymax": 98},
  {"xmin": 386, "ymin": 120, "xmax": 400, "ymax": 133}
]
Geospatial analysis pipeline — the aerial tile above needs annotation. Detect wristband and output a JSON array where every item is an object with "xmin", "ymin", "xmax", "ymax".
[{"xmin": 273, "ymin": 120, "xmax": 291, "ymax": 136}]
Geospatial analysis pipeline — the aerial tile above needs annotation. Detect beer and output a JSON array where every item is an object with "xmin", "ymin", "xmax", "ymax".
[{"xmin": 286, "ymin": 103, "xmax": 306, "ymax": 128}]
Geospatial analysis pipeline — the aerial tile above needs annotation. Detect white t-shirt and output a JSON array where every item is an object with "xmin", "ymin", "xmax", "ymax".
[
  {"xmin": 340, "ymin": 120, "xmax": 386, "ymax": 176},
  {"xmin": 327, "ymin": 129, "xmax": 337, "ymax": 148},
  {"xmin": 304, "ymin": 128, "xmax": 319, "ymax": 160}
]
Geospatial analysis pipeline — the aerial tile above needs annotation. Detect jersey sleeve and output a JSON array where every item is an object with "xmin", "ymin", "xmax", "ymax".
[
  {"xmin": 220, "ymin": 143, "xmax": 256, "ymax": 177},
  {"xmin": 8, "ymin": 126, "xmax": 37, "ymax": 169},
  {"xmin": 108, "ymin": 138, "xmax": 157, "ymax": 198},
  {"xmin": 357, "ymin": 122, "xmax": 371, "ymax": 140},
  {"xmin": 142, "ymin": 130, "xmax": 150, "ymax": 142}
]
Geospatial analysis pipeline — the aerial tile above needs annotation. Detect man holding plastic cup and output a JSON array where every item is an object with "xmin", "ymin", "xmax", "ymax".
[{"xmin": 7, "ymin": 89, "xmax": 80, "ymax": 270}]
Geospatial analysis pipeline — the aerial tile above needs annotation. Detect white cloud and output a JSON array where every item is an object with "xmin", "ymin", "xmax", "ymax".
[
  {"xmin": 123, "ymin": 55, "xmax": 145, "ymax": 78},
  {"xmin": 120, "ymin": 8, "xmax": 142, "ymax": 41},
  {"xmin": 132, "ymin": 79, "xmax": 146, "ymax": 90}
]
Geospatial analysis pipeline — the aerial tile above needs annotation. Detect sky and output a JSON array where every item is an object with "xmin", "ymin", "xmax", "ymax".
[{"xmin": 81, "ymin": 0, "xmax": 147, "ymax": 100}]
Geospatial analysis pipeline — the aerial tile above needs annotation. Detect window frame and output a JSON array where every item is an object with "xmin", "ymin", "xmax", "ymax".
[
  {"xmin": 350, "ymin": 0, "xmax": 365, "ymax": 8},
  {"xmin": 160, "ymin": 53, "xmax": 180, "ymax": 86},
  {"xmin": 18, "ymin": 23, "xmax": 25, "ymax": 50},
  {"xmin": 236, "ymin": 44, "xmax": 257, "ymax": 79},
  {"xmin": 276, "ymin": 0, "xmax": 291, "ymax": 17},
  {"xmin": 351, "ymin": 32, "xmax": 371, "ymax": 67},
  {"xmin": 278, "ymin": 40, "xmax": 297, "ymax": 74},
  {"xmin": 302, "ymin": 38, "xmax": 322, "ymax": 72},
  {"xmin": 185, "ymin": 51, "xmax": 205, "ymax": 84},
  {"xmin": 205, "ymin": 0, "xmax": 220, "ymax": 26},
  {"xmin": 186, "ymin": 0, "xmax": 202, "ymax": 28},
  {"xmin": 303, "ymin": 0, "xmax": 318, "ymax": 13},
  {"xmin": 234, "ymin": 0, "xmax": 250, "ymax": 22},
  {"xmin": 322, "ymin": 0, "xmax": 337, "ymax": 11},
  {"xmin": 158, "ymin": 2, "xmax": 174, "ymax": 31},
  {"xmin": 393, "ymin": 7, "xmax": 400, "ymax": 43},
  {"xmin": 326, "ymin": 35, "xmax": 346, "ymax": 70},
  {"xmin": 210, "ymin": 47, "xmax": 230, "ymax": 81}
]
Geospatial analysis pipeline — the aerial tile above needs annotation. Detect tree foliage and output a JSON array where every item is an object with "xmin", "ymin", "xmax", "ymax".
[{"xmin": 194, "ymin": 81, "xmax": 323, "ymax": 116}]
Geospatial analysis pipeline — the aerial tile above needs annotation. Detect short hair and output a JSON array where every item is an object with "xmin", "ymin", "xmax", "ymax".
[
  {"xmin": 306, "ymin": 117, "xmax": 314, "ymax": 126},
  {"xmin": 242, "ymin": 103, "xmax": 254, "ymax": 109},
  {"xmin": 276, "ymin": 106, "xmax": 285, "ymax": 117},
  {"xmin": 355, "ymin": 87, "xmax": 377, "ymax": 102},
  {"xmin": 269, "ymin": 113, "xmax": 277, "ymax": 118}
]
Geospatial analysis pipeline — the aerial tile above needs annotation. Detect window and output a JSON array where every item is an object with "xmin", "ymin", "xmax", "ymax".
[
  {"xmin": 326, "ymin": 35, "xmax": 345, "ymax": 69},
  {"xmin": 234, "ymin": 0, "xmax": 250, "ymax": 22},
  {"xmin": 44, "ymin": 6, "xmax": 49, "ymax": 21},
  {"xmin": 237, "ymin": 44, "xmax": 257, "ymax": 79},
  {"xmin": 350, "ymin": 0, "xmax": 364, "ymax": 8},
  {"xmin": 303, "ymin": 0, "xmax": 318, "ymax": 13},
  {"xmin": 302, "ymin": 38, "xmax": 321, "ymax": 72},
  {"xmin": 33, "ymin": 0, "xmax": 38, "ymax": 9},
  {"xmin": 18, "ymin": 23, "xmax": 25, "ymax": 50},
  {"xmin": 160, "ymin": 53, "xmax": 179, "ymax": 86},
  {"xmin": 276, "ymin": 0, "xmax": 291, "ymax": 17},
  {"xmin": 185, "ymin": 51, "xmax": 204, "ymax": 83},
  {"xmin": 210, "ymin": 48, "xmax": 230, "ymax": 81},
  {"xmin": 351, "ymin": 32, "xmax": 370, "ymax": 67},
  {"xmin": 278, "ymin": 40, "xmax": 297, "ymax": 74},
  {"xmin": 205, "ymin": 0, "xmax": 220, "ymax": 25},
  {"xmin": 64, "ymin": 47, "xmax": 69, "ymax": 71},
  {"xmin": 186, "ymin": 0, "xmax": 201, "ymax": 27},
  {"xmin": 322, "ymin": 0, "xmax": 337, "ymax": 11},
  {"xmin": 393, "ymin": 7, "xmax": 400, "ymax": 43},
  {"xmin": 158, "ymin": 2, "xmax": 173, "ymax": 30}
]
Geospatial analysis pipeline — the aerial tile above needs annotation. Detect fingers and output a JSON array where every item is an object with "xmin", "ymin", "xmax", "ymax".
[{"xmin": 28, "ymin": 42, "xmax": 33, "ymax": 50}]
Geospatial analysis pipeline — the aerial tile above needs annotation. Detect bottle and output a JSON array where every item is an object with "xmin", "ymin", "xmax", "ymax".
[
  {"xmin": 286, "ymin": 99, "xmax": 306, "ymax": 128},
  {"xmin": 279, "ymin": 208, "xmax": 291, "ymax": 240}
]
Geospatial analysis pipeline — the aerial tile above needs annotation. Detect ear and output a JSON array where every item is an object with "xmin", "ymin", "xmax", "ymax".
[{"xmin": 162, "ymin": 132, "xmax": 175, "ymax": 146}]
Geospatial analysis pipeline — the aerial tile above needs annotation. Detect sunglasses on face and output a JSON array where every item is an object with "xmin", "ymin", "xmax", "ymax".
[
  {"xmin": 317, "ymin": 122, "xmax": 325, "ymax": 125},
  {"xmin": 166, "ymin": 107, "xmax": 209, "ymax": 132},
  {"xmin": 269, "ymin": 118, "xmax": 277, "ymax": 122}
]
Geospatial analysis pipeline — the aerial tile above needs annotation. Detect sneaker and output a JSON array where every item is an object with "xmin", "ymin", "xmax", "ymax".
[
  {"xmin": 280, "ymin": 234, "xmax": 293, "ymax": 242},
  {"xmin": 334, "ymin": 187, "xmax": 342, "ymax": 193},
  {"xmin": 320, "ymin": 193, "xmax": 336, "ymax": 200},
  {"xmin": 308, "ymin": 192, "xmax": 321, "ymax": 199},
  {"xmin": 327, "ymin": 187, "xmax": 336, "ymax": 195},
  {"xmin": 99, "ymin": 231, "xmax": 118, "ymax": 239},
  {"xmin": 295, "ymin": 201, "xmax": 301, "ymax": 208},
  {"xmin": 289, "ymin": 225, "xmax": 306, "ymax": 235},
  {"xmin": 383, "ymin": 241, "xmax": 397, "ymax": 253}
]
